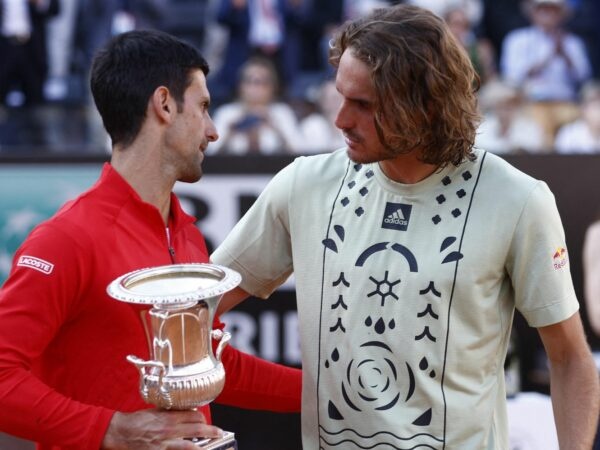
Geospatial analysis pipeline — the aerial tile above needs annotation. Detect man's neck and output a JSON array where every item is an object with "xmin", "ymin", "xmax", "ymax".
[
  {"xmin": 379, "ymin": 153, "xmax": 439, "ymax": 184},
  {"xmin": 110, "ymin": 145, "xmax": 173, "ymax": 224}
]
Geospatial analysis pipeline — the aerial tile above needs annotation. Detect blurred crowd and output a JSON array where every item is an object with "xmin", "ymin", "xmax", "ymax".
[{"xmin": 1, "ymin": 0, "xmax": 600, "ymax": 155}]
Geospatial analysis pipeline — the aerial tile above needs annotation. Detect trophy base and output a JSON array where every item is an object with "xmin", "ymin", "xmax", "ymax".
[{"xmin": 189, "ymin": 431, "xmax": 237, "ymax": 449}]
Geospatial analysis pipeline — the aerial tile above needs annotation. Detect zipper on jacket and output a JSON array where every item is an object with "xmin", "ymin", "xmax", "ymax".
[{"xmin": 166, "ymin": 227, "xmax": 176, "ymax": 263}]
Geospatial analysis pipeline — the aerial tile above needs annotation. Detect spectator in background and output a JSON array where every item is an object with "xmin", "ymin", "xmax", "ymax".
[
  {"xmin": 142, "ymin": 0, "xmax": 209, "ymax": 54},
  {"xmin": 73, "ymin": 0, "xmax": 124, "ymax": 88},
  {"xmin": 406, "ymin": 0, "xmax": 483, "ymax": 24},
  {"xmin": 475, "ymin": 79, "xmax": 544, "ymax": 153},
  {"xmin": 44, "ymin": 0, "xmax": 78, "ymax": 102},
  {"xmin": 443, "ymin": 4, "xmax": 497, "ymax": 84},
  {"xmin": 479, "ymin": 0, "xmax": 527, "ymax": 66},
  {"xmin": 209, "ymin": 0, "xmax": 305, "ymax": 105},
  {"xmin": 500, "ymin": 0, "xmax": 592, "ymax": 148},
  {"xmin": 298, "ymin": 78, "xmax": 344, "ymax": 154},
  {"xmin": 566, "ymin": 0, "xmax": 600, "ymax": 79},
  {"xmin": 0, "ymin": 0, "xmax": 60, "ymax": 106},
  {"xmin": 316, "ymin": 0, "xmax": 389, "ymax": 84},
  {"xmin": 555, "ymin": 80, "xmax": 600, "ymax": 154},
  {"xmin": 208, "ymin": 56, "xmax": 301, "ymax": 155}
]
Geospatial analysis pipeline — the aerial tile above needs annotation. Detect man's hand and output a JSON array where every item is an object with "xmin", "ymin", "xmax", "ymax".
[{"xmin": 101, "ymin": 409, "xmax": 223, "ymax": 449}]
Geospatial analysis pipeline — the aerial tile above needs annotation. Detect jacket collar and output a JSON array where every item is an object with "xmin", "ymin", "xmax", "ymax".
[{"xmin": 95, "ymin": 163, "xmax": 196, "ymax": 232}]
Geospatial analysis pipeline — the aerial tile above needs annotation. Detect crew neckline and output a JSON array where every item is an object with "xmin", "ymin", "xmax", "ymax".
[{"xmin": 373, "ymin": 161, "xmax": 456, "ymax": 195}]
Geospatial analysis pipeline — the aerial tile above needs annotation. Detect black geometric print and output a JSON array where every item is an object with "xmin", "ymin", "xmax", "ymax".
[
  {"xmin": 330, "ymin": 318, "xmax": 346, "ymax": 333},
  {"xmin": 417, "ymin": 304, "xmax": 439, "ymax": 320},
  {"xmin": 332, "ymin": 272, "xmax": 350, "ymax": 288},
  {"xmin": 367, "ymin": 271, "xmax": 401, "ymax": 306},
  {"xmin": 415, "ymin": 326, "xmax": 436, "ymax": 342},
  {"xmin": 331, "ymin": 295, "xmax": 348, "ymax": 310},
  {"xmin": 419, "ymin": 281, "xmax": 442, "ymax": 297}
]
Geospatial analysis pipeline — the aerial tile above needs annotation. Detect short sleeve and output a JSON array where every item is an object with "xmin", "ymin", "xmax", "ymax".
[
  {"xmin": 507, "ymin": 182, "xmax": 579, "ymax": 327},
  {"xmin": 211, "ymin": 161, "xmax": 297, "ymax": 298}
]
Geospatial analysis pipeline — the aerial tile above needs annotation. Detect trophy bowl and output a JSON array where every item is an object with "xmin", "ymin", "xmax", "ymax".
[{"xmin": 107, "ymin": 263, "xmax": 241, "ymax": 449}]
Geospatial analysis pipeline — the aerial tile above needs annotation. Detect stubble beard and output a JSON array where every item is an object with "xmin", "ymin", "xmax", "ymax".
[{"xmin": 178, "ymin": 154, "xmax": 203, "ymax": 184}]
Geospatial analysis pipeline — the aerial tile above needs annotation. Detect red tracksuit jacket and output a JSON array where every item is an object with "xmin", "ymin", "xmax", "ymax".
[{"xmin": 0, "ymin": 164, "xmax": 300, "ymax": 449}]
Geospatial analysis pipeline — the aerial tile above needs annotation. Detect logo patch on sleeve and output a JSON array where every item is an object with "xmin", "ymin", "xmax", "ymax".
[
  {"xmin": 381, "ymin": 203, "xmax": 412, "ymax": 231},
  {"xmin": 17, "ymin": 255, "xmax": 54, "ymax": 275},
  {"xmin": 552, "ymin": 247, "xmax": 568, "ymax": 270}
]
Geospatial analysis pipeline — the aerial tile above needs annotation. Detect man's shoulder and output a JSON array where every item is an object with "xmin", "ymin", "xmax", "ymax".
[
  {"xmin": 475, "ymin": 149, "xmax": 541, "ymax": 190},
  {"xmin": 291, "ymin": 148, "xmax": 349, "ymax": 173},
  {"xmin": 265, "ymin": 149, "xmax": 350, "ymax": 195},
  {"xmin": 46, "ymin": 180, "xmax": 120, "ymax": 234}
]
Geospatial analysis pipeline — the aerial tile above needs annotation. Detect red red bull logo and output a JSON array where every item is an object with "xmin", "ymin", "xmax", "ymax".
[{"xmin": 552, "ymin": 247, "xmax": 568, "ymax": 270}]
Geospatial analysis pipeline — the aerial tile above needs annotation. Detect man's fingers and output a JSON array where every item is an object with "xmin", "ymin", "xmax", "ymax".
[
  {"xmin": 159, "ymin": 409, "xmax": 208, "ymax": 424},
  {"xmin": 179, "ymin": 423, "xmax": 223, "ymax": 440},
  {"xmin": 156, "ymin": 411, "xmax": 223, "ymax": 440},
  {"xmin": 162, "ymin": 424, "xmax": 224, "ymax": 449},
  {"xmin": 163, "ymin": 438, "xmax": 203, "ymax": 450}
]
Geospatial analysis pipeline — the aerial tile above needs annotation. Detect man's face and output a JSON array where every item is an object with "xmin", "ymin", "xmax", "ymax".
[
  {"xmin": 239, "ymin": 63, "xmax": 276, "ymax": 106},
  {"xmin": 531, "ymin": 3, "xmax": 565, "ymax": 30},
  {"xmin": 335, "ymin": 49, "xmax": 393, "ymax": 164},
  {"xmin": 165, "ymin": 70, "xmax": 218, "ymax": 183}
]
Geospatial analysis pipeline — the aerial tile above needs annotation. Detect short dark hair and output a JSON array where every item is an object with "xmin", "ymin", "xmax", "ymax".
[
  {"xmin": 90, "ymin": 30, "xmax": 209, "ymax": 147},
  {"xmin": 329, "ymin": 4, "xmax": 480, "ymax": 166}
]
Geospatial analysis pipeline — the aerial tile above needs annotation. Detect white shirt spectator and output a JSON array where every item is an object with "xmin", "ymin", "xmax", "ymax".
[
  {"xmin": 476, "ymin": 79, "xmax": 545, "ymax": 154},
  {"xmin": 507, "ymin": 392, "xmax": 558, "ymax": 450},
  {"xmin": 407, "ymin": 0, "xmax": 483, "ymax": 24},
  {"xmin": 2, "ymin": 0, "xmax": 31, "ymax": 38},
  {"xmin": 298, "ymin": 79, "xmax": 345, "ymax": 154},
  {"xmin": 476, "ymin": 113, "xmax": 545, "ymax": 154},
  {"xmin": 208, "ymin": 102, "xmax": 301, "ymax": 155},
  {"xmin": 248, "ymin": 0, "xmax": 283, "ymax": 48},
  {"xmin": 555, "ymin": 80, "xmax": 600, "ymax": 154},
  {"xmin": 299, "ymin": 113, "xmax": 345, "ymax": 154},
  {"xmin": 555, "ymin": 120, "xmax": 600, "ymax": 153},
  {"xmin": 501, "ymin": 27, "xmax": 591, "ymax": 102}
]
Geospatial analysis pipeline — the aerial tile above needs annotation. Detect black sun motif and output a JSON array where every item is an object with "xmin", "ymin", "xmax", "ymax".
[{"xmin": 367, "ymin": 270, "xmax": 401, "ymax": 306}]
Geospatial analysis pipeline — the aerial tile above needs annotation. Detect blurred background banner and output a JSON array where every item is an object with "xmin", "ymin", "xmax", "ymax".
[{"xmin": 0, "ymin": 163, "xmax": 100, "ymax": 279}]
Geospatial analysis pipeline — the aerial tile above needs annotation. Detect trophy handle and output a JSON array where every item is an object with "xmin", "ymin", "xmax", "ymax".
[
  {"xmin": 127, "ymin": 355, "xmax": 173, "ymax": 409},
  {"xmin": 211, "ymin": 329, "xmax": 231, "ymax": 362}
]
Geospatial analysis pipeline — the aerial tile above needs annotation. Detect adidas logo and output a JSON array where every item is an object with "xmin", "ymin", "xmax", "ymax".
[
  {"xmin": 384, "ymin": 209, "xmax": 408, "ymax": 226},
  {"xmin": 381, "ymin": 203, "xmax": 412, "ymax": 231}
]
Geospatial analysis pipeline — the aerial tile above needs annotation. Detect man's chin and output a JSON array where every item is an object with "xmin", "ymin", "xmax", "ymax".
[
  {"xmin": 346, "ymin": 147, "xmax": 382, "ymax": 165},
  {"xmin": 346, "ymin": 147, "xmax": 369, "ymax": 164},
  {"xmin": 179, "ymin": 169, "xmax": 203, "ymax": 184}
]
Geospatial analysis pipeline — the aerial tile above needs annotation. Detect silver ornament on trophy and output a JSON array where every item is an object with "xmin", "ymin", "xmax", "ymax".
[{"xmin": 107, "ymin": 263, "xmax": 241, "ymax": 450}]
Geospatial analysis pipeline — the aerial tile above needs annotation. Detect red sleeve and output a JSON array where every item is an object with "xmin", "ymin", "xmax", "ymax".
[
  {"xmin": 213, "ymin": 317, "xmax": 302, "ymax": 412},
  {"xmin": 0, "ymin": 223, "xmax": 114, "ymax": 449}
]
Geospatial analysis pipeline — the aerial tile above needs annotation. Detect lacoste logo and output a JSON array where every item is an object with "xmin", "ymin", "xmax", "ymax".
[
  {"xmin": 381, "ymin": 202, "xmax": 412, "ymax": 231},
  {"xmin": 17, "ymin": 255, "xmax": 54, "ymax": 275},
  {"xmin": 552, "ymin": 247, "xmax": 568, "ymax": 270}
]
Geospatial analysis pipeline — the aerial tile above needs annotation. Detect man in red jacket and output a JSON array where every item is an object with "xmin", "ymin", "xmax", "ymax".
[{"xmin": 0, "ymin": 29, "xmax": 301, "ymax": 449}]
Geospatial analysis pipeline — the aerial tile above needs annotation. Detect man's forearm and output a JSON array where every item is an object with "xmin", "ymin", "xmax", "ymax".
[{"xmin": 549, "ymin": 353, "xmax": 600, "ymax": 449}]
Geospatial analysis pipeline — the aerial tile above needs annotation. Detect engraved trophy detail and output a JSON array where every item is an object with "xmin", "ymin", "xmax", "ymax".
[{"xmin": 107, "ymin": 263, "xmax": 241, "ymax": 450}]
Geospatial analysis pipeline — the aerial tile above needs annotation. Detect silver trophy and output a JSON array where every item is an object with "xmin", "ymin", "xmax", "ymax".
[{"xmin": 107, "ymin": 263, "xmax": 241, "ymax": 449}]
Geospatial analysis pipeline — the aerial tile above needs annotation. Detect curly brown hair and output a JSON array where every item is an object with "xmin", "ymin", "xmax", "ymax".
[{"xmin": 329, "ymin": 4, "xmax": 481, "ymax": 166}]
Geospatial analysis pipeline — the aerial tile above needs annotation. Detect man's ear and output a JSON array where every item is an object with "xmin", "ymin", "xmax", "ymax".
[{"xmin": 151, "ymin": 86, "xmax": 175, "ymax": 123}]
